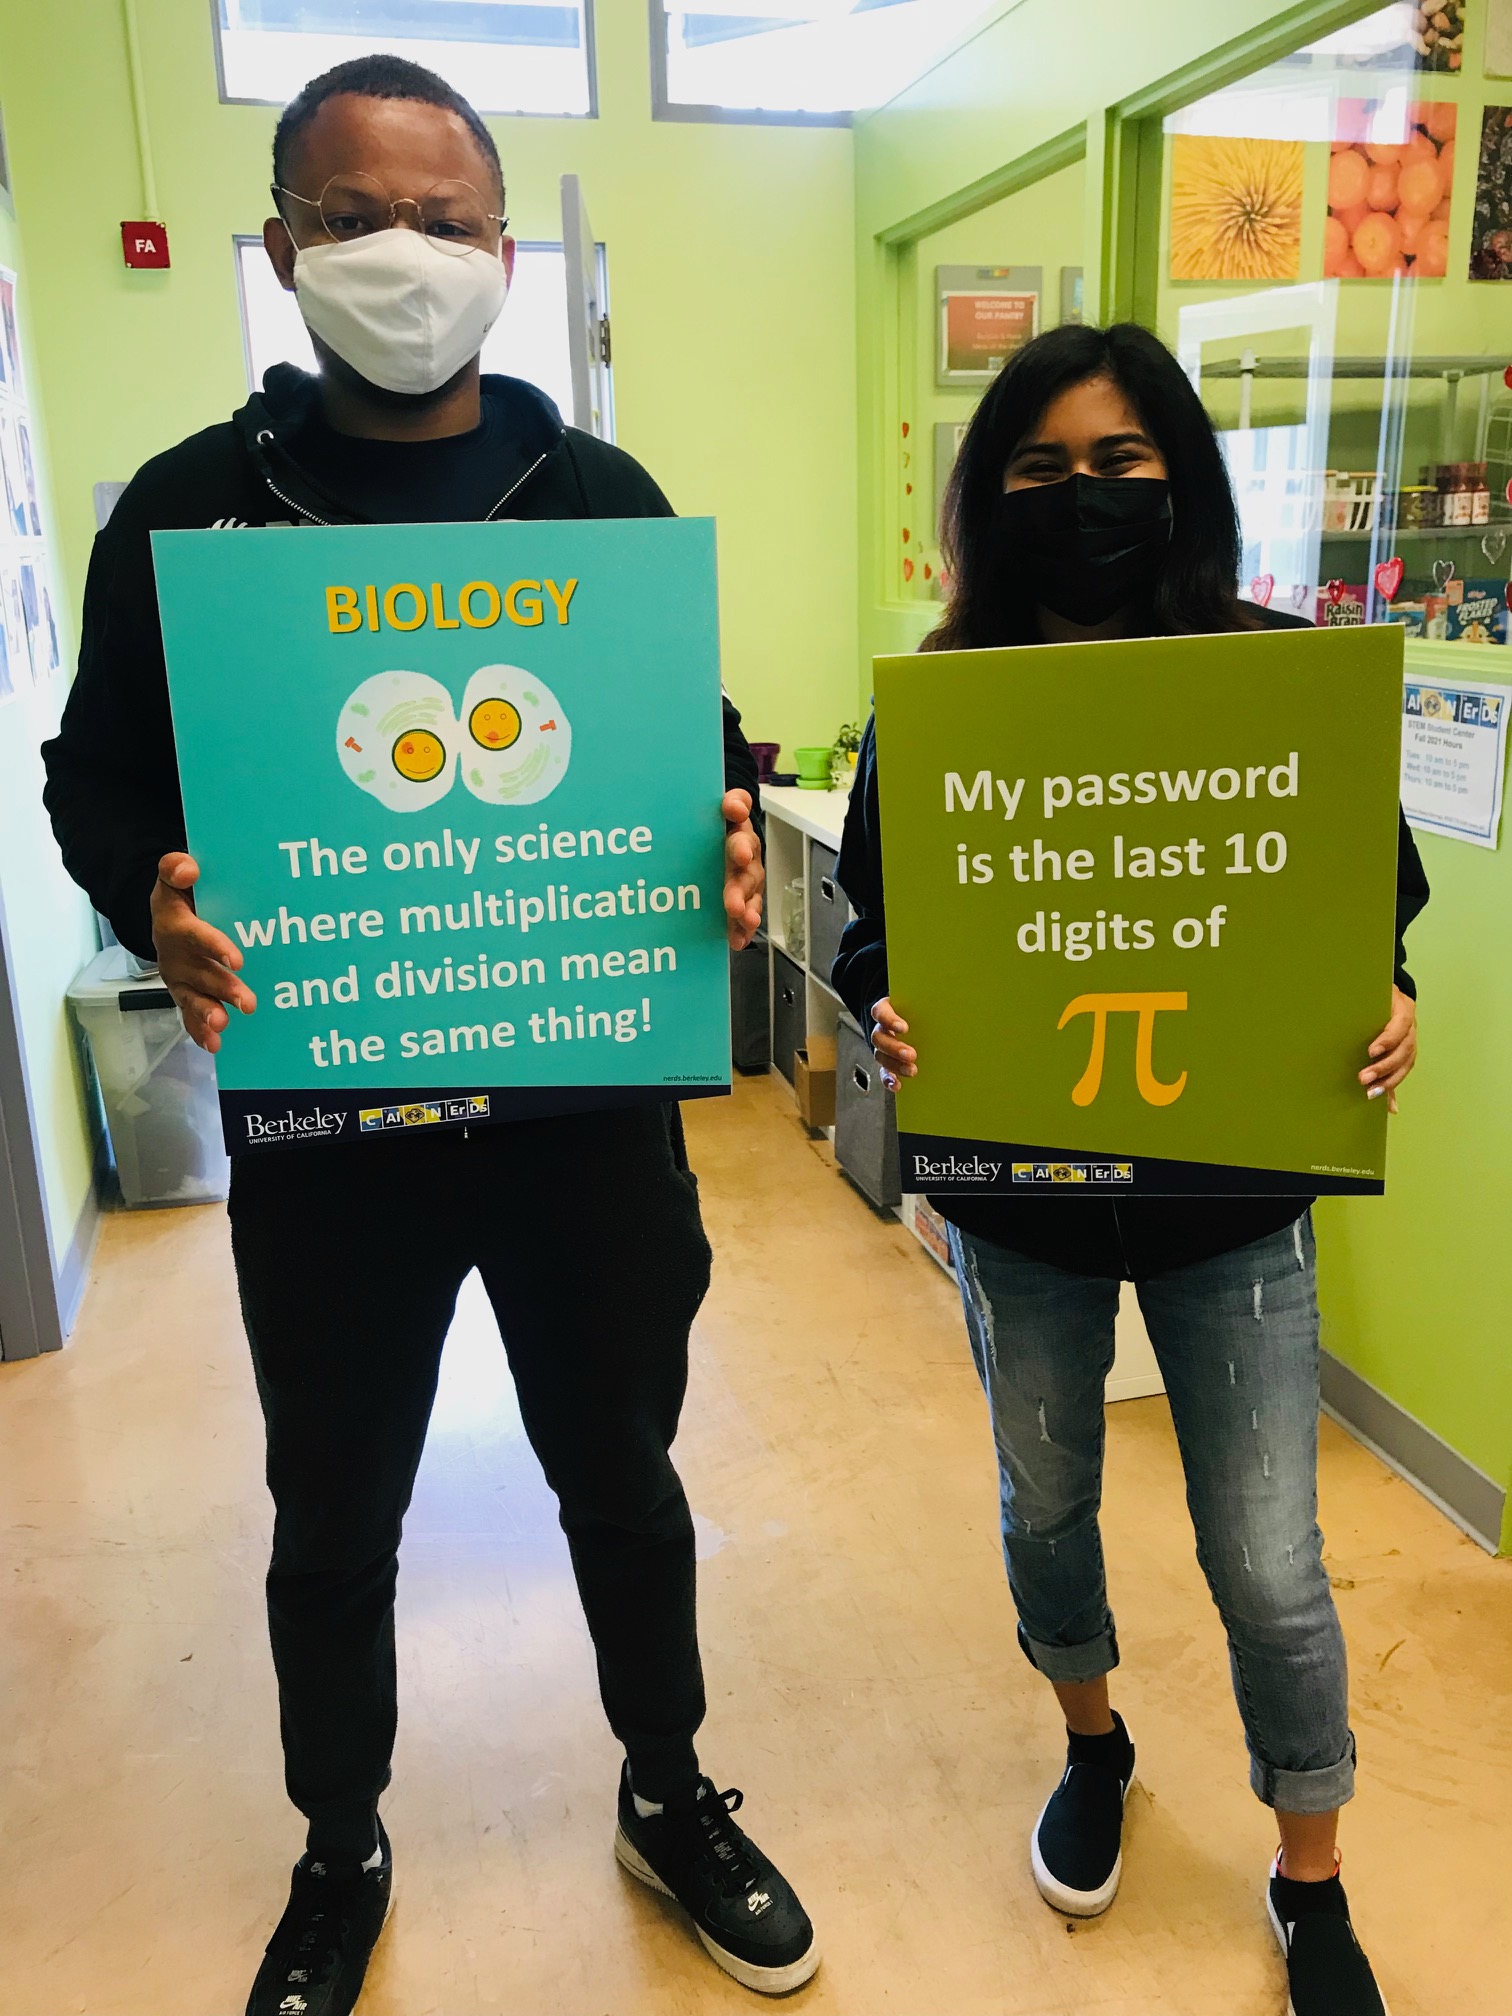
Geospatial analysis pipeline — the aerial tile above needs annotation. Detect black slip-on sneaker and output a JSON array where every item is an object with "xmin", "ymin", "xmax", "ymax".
[
  {"xmin": 615, "ymin": 1767, "xmax": 820, "ymax": 1995},
  {"xmin": 245, "ymin": 1820, "xmax": 393, "ymax": 2016},
  {"xmin": 1030, "ymin": 1713, "xmax": 1136, "ymax": 1917},
  {"xmin": 1267, "ymin": 1855, "xmax": 1389, "ymax": 2016}
]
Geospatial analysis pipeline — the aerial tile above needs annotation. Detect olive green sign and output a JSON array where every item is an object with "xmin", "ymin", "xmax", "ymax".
[{"xmin": 873, "ymin": 624, "xmax": 1403, "ymax": 1195}]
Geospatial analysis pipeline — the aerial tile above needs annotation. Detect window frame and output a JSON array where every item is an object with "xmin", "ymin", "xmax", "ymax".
[
  {"xmin": 647, "ymin": 0, "xmax": 851, "ymax": 128},
  {"xmin": 209, "ymin": 0, "xmax": 600, "ymax": 120}
]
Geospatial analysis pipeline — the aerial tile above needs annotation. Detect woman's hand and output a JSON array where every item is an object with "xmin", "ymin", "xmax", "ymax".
[
  {"xmin": 1361, "ymin": 984, "xmax": 1417, "ymax": 1115},
  {"xmin": 870, "ymin": 996, "xmax": 917, "ymax": 1092},
  {"xmin": 150, "ymin": 851, "xmax": 257, "ymax": 1054},
  {"xmin": 722, "ymin": 789, "xmax": 764, "ymax": 950}
]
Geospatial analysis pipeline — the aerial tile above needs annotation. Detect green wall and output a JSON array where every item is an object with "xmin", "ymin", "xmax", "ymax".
[
  {"xmin": 0, "ymin": 0, "xmax": 861, "ymax": 758},
  {"xmin": 0, "ymin": 132, "xmax": 102, "ymax": 1269},
  {"xmin": 855, "ymin": 0, "xmax": 1512, "ymax": 1548}
]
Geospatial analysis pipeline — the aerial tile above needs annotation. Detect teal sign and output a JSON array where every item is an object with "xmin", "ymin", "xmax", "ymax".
[{"xmin": 153, "ymin": 519, "xmax": 731, "ymax": 1152}]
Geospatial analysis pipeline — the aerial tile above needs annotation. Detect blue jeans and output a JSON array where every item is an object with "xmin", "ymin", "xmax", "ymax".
[{"xmin": 949, "ymin": 1213, "xmax": 1354, "ymax": 1815}]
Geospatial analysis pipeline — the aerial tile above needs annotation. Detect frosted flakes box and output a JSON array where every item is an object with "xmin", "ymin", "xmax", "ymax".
[{"xmin": 1445, "ymin": 578, "xmax": 1509, "ymax": 645}]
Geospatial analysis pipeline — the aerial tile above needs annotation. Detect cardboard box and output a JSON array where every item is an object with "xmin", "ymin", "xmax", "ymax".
[{"xmin": 794, "ymin": 1045, "xmax": 836, "ymax": 1130}]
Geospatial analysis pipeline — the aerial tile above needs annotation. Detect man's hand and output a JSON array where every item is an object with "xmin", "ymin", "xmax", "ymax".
[
  {"xmin": 870, "ymin": 996, "xmax": 916, "ymax": 1093},
  {"xmin": 723, "ymin": 789, "xmax": 765, "ymax": 950},
  {"xmin": 150, "ymin": 852, "xmax": 256, "ymax": 1054},
  {"xmin": 1361, "ymin": 984, "xmax": 1417, "ymax": 1115}
]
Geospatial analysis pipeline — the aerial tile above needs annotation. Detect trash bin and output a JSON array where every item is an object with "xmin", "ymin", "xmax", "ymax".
[{"xmin": 67, "ymin": 946, "xmax": 229, "ymax": 1207}]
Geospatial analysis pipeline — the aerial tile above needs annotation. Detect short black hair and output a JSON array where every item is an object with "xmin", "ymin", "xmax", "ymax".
[{"xmin": 272, "ymin": 54, "xmax": 504, "ymax": 203}]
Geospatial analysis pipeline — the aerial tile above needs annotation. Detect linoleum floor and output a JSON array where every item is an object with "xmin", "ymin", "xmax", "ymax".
[{"xmin": 1, "ymin": 1072, "xmax": 1509, "ymax": 2014}]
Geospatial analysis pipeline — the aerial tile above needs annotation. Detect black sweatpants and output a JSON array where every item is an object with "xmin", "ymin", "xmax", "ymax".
[{"xmin": 228, "ymin": 1102, "xmax": 713, "ymax": 1865}]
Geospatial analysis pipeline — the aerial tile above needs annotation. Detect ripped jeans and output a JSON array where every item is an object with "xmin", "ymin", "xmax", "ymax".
[{"xmin": 949, "ymin": 1213, "xmax": 1354, "ymax": 1815}]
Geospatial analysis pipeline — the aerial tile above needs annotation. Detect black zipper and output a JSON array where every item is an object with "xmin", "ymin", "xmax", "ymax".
[
  {"xmin": 253, "ymin": 426, "xmax": 554, "ymax": 529},
  {"xmin": 1110, "ymin": 1201, "xmax": 1133, "ymax": 1280},
  {"xmin": 485, "ymin": 450, "xmax": 549, "ymax": 520}
]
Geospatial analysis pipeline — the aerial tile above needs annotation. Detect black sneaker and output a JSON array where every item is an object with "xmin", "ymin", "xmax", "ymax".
[
  {"xmin": 1267, "ymin": 1856, "xmax": 1389, "ymax": 2016},
  {"xmin": 615, "ymin": 1767, "xmax": 820, "ymax": 1994},
  {"xmin": 1030, "ymin": 1713, "xmax": 1136, "ymax": 1917},
  {"xmin": 245, "ymin": 1820, "xmax": 393, "ymax": 2016}
]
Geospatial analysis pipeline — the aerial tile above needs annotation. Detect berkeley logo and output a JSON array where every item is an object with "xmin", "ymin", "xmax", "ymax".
[
  {"xmin": 243, "ymin": 1107, "xmax": 348, "ymax": 1142},
  {"xmin": 910, "ymin": 1153, "xmax": 1002, "ymax": 1183}
]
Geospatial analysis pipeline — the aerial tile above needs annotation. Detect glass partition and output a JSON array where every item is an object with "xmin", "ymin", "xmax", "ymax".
[
  {"xmin": 900, "ymin": 156, "xmax": 1087, "ymax": 604},
  {"xmin": 1153, "ymin": 1, "xmax": 1510, "ymax": 646}
]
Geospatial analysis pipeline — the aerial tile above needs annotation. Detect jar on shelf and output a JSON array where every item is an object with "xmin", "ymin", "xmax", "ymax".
[
  {"xmin": 1469, "ymin": 461, "xmax": 1491, "ymax": 525},
  {"xmin": 1396, "ymin": 485, "xmax": 1439, "ymax": 528},
  {"xmin": 1438, "ymin": 463, "xmax": 1474, "ymax": 527}
]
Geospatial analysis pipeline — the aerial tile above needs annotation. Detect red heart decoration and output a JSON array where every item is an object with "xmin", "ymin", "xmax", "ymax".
[
  {"xmin": 1504, "ymin": 367, "xmax": 1512, "ymax": 390},
  {"xmin": 1249, "ymin": 573, "xmax": 1274, "ymax": 606},
  {"xmin": 1374, "ymin": 556, "xmax": 1405, "ymax": 601},
  {"xmin": 1326, "ymin": 578, "xmax": 1347, "ymax": 606},
  {"xmin": 1506, "ymin": 478, "xmax": 1512, "ymax": 507},
  {"xmin": 902, "ymin": 527, "xmax": 911, "ymax": 545},
  {"xmin": 1505, "ymin": 582, "xmax": 1512, "ymax": 610},
  {"xmin": 901, "ymin": 422, "xmax": 910, "ymax": 439},
  {"xmin": 902, "ymin": 558, "xmax": 915, "ymax": 582},
  {"xmin": 905, "ymin": 482, "xmax": 913, "ymax": 495}
]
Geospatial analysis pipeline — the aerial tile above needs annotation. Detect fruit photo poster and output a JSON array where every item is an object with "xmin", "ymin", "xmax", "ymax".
[
  {"xmin": 153, "ymin": 519, "xmax": 733, "ymax": 1154},
  {"xmin": 1324, "ymin": 99, "xmax": 1456, "ymax": 279}
]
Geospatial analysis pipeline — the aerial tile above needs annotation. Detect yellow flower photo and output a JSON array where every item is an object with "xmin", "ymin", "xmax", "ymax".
[{"xmin": 1169, "ymin": 134, "xmax": 1305, "ymax": 280}]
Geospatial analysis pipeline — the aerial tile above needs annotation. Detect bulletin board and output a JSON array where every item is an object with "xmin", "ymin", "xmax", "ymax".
[
  {"xmin": 0, "ymin": 267, "xmax": 63, "ymax": 705},
  {"xmin": 936, "ymin": 264, "xmax": 1041, "ymax": 387}
]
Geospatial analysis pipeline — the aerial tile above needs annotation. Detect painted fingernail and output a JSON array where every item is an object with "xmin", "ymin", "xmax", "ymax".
[{"xmin": 1367, "ymin": 1086, "xmax": 1384, "ymax": 1099}]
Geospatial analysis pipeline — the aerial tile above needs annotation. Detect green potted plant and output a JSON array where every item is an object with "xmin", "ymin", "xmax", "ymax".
[{"xmin": 830, "ymin": 721, "xmax": 862, "ymax": 788}]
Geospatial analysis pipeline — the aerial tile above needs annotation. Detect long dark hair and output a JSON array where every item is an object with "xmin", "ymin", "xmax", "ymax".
[{"xmin": 927, "ymin": 321, "xmax": 1256, "ymax": 651}]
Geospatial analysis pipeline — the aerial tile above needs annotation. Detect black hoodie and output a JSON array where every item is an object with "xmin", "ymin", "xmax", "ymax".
[{"xmin": 43, "ymin": 366, "xmax": 760, "ymax": 960}]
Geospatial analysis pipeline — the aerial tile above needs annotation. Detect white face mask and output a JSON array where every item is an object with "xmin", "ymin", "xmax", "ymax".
[{"xmin": 293, "ymin": 229, "xmax": 509, "ymax": 397}]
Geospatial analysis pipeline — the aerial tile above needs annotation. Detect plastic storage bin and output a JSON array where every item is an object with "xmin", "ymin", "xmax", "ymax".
[{"xmin": 67, "ymin": 946, "xmax": 230, "ymax": 1207}]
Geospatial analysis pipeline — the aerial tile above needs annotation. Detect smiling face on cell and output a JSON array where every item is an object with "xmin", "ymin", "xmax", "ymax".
[
  {"xmin": 393, "ymin": 727, "xmax": 448, "ymax": 782},
  {"xmin": 469, "ymin": 697, "xmax": 522, "ymax": 750}
]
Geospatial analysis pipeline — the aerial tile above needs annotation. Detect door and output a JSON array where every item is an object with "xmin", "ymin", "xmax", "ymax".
[
  {"xmin": 560, "ymin": 173, "xmax": 613, "ymax": 440},
  {"xmin": 0, "ymin": 880, "xmax": 63, "ymax": 1359}
]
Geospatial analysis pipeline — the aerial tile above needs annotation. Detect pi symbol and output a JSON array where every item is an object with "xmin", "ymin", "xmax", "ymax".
[{"xmin": 1058, "ymin": 992, "xmax": 1189, "ymax": 1108}]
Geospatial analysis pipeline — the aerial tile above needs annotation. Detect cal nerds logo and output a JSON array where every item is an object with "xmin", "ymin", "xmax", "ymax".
[
  {"xmin": 1404, "ymin": 684, "xmax": 1503, "ymax": 729},
  {"xmin": 359, "ymin": 1095, "xmax": 491, "ymax": 1133},
  {"xmin": 1012, "ymin": 1161, "xmax": 1134, "ymax": 1185}
]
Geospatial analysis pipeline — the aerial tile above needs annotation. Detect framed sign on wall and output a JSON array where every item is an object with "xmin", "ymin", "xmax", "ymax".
[{"xmin": 936, "ymin": 264, "xmax": 1041, "ymax": 387}]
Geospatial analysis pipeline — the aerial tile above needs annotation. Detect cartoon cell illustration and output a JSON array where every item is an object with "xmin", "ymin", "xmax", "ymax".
[
  {"xmin": 337, "ymin": 670, "xmax": 459, "ymax": 811},
  {"xmin": 459, "ymin": 664, "xmax": 572, "ymax": 805}
]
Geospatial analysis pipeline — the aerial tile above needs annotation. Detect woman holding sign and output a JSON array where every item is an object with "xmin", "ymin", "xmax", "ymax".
[{"xmin": 834, "ymin": 322, "xmax": 1427, "ymax": 2016}]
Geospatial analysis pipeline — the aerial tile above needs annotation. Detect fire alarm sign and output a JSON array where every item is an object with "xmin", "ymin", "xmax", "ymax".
[{"xmin": 121, "ymin": 222, "xmax": 170, "ymax": 269}]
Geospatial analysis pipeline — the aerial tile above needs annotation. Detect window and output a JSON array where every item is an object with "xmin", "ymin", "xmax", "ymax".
[
  {"xmin": 650, "ymin": 0, "xmax": 990, "ymax": 123},
  {"xmin": 213, "ymin": 0, "xmax": 596, "ymax": 117},
  {"xmin": 1151, "ymin": 0, "xmax": 1509, "ymax": 646},
  {"xmin": 233, "ymin": 234, "xmax": 609, "ymax": 434}
]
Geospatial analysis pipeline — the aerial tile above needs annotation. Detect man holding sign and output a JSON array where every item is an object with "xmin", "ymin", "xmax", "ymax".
[
  {"xmin": 44, "ymin": 56, "xmax": 817, "ymax": 2014},
  {"xmin": 835, "ymin": 326, "xmax": 1426, "ymax": 2016}
]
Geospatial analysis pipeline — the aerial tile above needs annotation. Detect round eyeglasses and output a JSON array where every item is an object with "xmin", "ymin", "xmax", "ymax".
[{"xmin": 273, "ymin": 173, "xmax": 508, "ymax": 257}]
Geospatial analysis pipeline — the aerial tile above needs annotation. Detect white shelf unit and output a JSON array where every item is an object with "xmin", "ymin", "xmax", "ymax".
[
  {"xmin": 761, "ymin": 783, "xmax": 852, "ymax": 1088},
  {"xmin": 760, "ymin": 783, "xmax": 1164, "ymax": 1404}
]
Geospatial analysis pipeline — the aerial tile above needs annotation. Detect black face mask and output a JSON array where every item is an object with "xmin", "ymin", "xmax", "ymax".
[{"xmin": 989, "ymin": 473, "xmax": 1173, "ymax": 627}]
